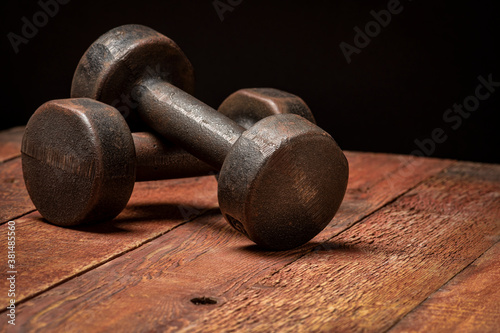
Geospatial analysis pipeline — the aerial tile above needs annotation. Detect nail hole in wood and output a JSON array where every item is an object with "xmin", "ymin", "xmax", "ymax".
[{"xmin": 190, "ymin": 297, "xmax": 217, "ymax": 305}]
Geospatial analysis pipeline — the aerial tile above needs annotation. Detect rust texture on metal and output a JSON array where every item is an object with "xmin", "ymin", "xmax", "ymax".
[
  {"xmin": 21, "ymin": 98, "xmax": 136, "ymax": 226},
  {"xmin": 134, "ymin": 87, "xmax": 318, "ymax": 181},
  {"xmin": 133, "ymin": 132, "xmax": 214, "ymax": 181},
  {"xmin": 68, "ymin": 24, "xmax": 349, "ymax": 250},
  {"xmin": 21, "ymin": 87, "xmax": 327, "ymax": 235},
  {"xmin": 22, "ymin": 89, "xmax": 317, "ymax": 228}
]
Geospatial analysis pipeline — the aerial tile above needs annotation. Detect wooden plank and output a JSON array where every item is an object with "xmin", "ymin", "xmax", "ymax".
[
  {"xmin": 2, "ymin": 153, "xmax": 453, "ymax": 332},
  {"xmin": 1, "ymin": 175, "xmax": 219, "ymax": 307},
  {"xmin": 0, "ymin": 126, "xmax": 23, "ymax": 162},
  {"xmin": 0, "ymin": 127, "xmax": 33, "ymax": 223},
  {"xmin": 174, "ymin": 162, "xmax": 500, "ymax": 332},
  {"xmin": 0, "ymin": 158, "xmax": 34, "ymax": 223},
  {"xmin": 390, "ymin": 241, "xmax": 500, "ymax": 333},
  {"xmin": 0, "ymin": 150, "xmax": 420, "ymax": 304},
  {"xmin": 329, "ymin": 152, "xmax": 447, "ymax": 235}
]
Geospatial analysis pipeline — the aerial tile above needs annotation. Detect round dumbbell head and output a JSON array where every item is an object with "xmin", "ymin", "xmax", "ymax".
[
  {"xmin": 21, "ymin": 98, "xmax": 136, "ymax": 226},
  {"xmin": 218, "ymin": 114, "xmax": 349, "ymax": 250},
  {"xmin": 218, "ymin": 88, "xmax": 316, "ymax": 129},
  {"xmin": 71, "ymin": 24, "xmax": 194, "ymax": 128}
]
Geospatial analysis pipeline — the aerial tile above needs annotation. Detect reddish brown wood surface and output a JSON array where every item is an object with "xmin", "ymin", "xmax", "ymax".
[
  {"xmin": 1, "ymin": 176, "xmax": 219, "ymax": 307},
  {"xmin": 0, "ymin": 159, "xmax": 34, "ymax": 223},
  {"xmin": 0, "ymin": 127, "xmax": 33, "ymax": 223},
  {"xmin": 0, "ymin": 126, "xmax": 23, "ymax": 163},
  {"xmin": 178, "ymin": 162, "xmax": 500, "ymax": 332},
  {"xmin": 391, "ymin": 241, "xmax": 500, "ymax": 333},
  {"xmin": 2, "ymin": 126, "xmax": 498, "ymax": 332},
  {"xmin": 0, "ymin": 152, "xmax": 453, "ymax": 332}
]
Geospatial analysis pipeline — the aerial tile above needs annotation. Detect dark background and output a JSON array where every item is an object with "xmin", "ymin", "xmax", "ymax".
[{"xmin": 1, "ymin": 0, "xmax": 499, "ymax": 163}]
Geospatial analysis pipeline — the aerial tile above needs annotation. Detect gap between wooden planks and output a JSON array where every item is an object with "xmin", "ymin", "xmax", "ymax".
[
  {"xmin": 0, "ymin": 151, "xmax": 451, "ymax": 307},
  {"xmin": 6, "ymin": 126, "xmax": 492, "ymax": 330},
  {"xmin": 177, "ymin": 162, "xmax": 500, "ymax": 333},
  {"xmin": 0, "ymin": 150, "xmax": 457, "ymax": 332},
  {"xmin": 0, "ymin": 127, "xmax": 437, "ymax": 306},
  {"xmin": 389, "ymin": 240, "xmax": 500, "ymax": 333}
]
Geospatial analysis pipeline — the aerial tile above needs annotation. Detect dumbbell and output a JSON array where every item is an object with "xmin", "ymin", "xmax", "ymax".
[
  {"xmin": 22, "ymin": 88, "xmax": 317, "ymax": 228},
  {"xmin": 70, "ymin": 24, "xmax": 349, "ymax": 250}
]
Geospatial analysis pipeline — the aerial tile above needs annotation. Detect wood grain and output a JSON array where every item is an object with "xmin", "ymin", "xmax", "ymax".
[
  {"xmin": 0, "ymin": 126, "xmax": 34, "ymax": 224},
  {"xmin": 390, "ymin": 241, "xmax": 500, "ymax": 333},
  {"xmin": 0, "ymin": 127, "xmax": 32, "ymax": 222},
  {"xmin": 174, "ymin": 162, "xmax": 500, "ymax": 332},
  {"xmin": 0, "ymin": 176, "xmax": 219, "ymax": 307},
  {"xmin": 0, "ymin": 126, "xmax": 23, "ymax": 162},
  {"xmin": 0, "ymin": 158, "xmax": 34, "ymax": 223},
  {"xmin": 1, "ymin": 153, "xmax": 453, "ymax": 332}
]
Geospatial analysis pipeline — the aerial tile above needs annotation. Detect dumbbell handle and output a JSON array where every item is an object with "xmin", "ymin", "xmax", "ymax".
[
  {"xmin": 136, "ymin": 78, "xmax": 246, "ymax": 169},
  {"xmin": 133, "ymin": 132, "xmax": 215, "ymax": 181}
]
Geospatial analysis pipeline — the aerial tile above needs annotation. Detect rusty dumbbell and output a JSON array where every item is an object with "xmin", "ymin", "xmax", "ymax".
[
  {"xmin": 22, "ymin": 88, "xmax": 317, "ymax": 227},
  {"xmin": 67, "ymin": 24, "xmax": 348, "ymax": 250}
]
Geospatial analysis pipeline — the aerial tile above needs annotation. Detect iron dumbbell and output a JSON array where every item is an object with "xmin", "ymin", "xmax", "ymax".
[
  {"xmin": 22, "ymin": 88, "xmax": 316, "ymax": 229},
  {"xmin": 70, "ymin": 24, "xmax": 349, "ymax": 250}
]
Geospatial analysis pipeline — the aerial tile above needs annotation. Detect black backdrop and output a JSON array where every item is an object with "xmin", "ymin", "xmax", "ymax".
[{"xmin": 1, "ymin": 0, "xmax": 499, "ymax": 163}]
